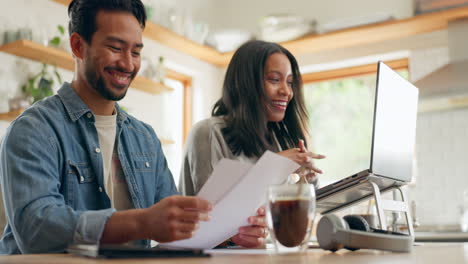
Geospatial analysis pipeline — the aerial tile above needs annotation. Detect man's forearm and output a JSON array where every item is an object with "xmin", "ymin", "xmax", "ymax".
[{"xmin": 100, "ymin": 208, "xmax": 147, "ymax": 244}]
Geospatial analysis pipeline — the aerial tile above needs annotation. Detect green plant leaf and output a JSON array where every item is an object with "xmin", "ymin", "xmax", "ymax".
[
  {"xmin": 28, "ymin": 79, "xmax": 35, "ymax": 90},
  {"xmin": 30, "ymin": 71, "xmax": 41, "ymax": 81},
  {"xmin": 54, "ymin": 67, "xmax": 63, "ymax": 84},
  {"xmin": 22, "ymin": 63, "xmax": 64, "ymax": 102},
  {"xmin": 58, "ymin": 25, "xmax": 65, "ymax": 35},
  {"xmin": 49, "ymin": 37, "xmax": 61, "ymax": 46}
]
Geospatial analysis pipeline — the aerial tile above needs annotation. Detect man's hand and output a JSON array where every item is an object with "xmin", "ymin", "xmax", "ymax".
[
  {"xmin": 231, "ymin": 207, "xmax": 268, "ymax": 248},
  {"xmin": 140, "ymin": 195, "xmax": 212, "ymax": 243},
  {"xmin": 100, "ymin": 195, "xmax": 212, "ymax": 244}
]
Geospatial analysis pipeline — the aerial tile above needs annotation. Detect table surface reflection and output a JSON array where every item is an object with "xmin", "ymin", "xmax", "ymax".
[{"xmin": 0, "ymin": 243, "xmax": 465, "ymax": 264}]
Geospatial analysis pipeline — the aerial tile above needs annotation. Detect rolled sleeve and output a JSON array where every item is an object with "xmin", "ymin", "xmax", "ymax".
[{"xmin": 73, "ymin": 208, "xmax": 116, "ymax": 245}]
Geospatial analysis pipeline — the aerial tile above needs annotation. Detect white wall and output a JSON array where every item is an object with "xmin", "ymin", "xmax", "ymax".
[
  {"xmin": 407, "ymin": 47, "xmax": 468, "ymax": 228},
  {"xmin": 0, "ymin": 0, "xmax": 223, "ymax": 186},
  {"xmin": 194, "ymin": 0, "xmax": 413, "ymax": 35},
  {"xmin": 411, "ymin": 107, "xmax": 468, "ymax": 227}
]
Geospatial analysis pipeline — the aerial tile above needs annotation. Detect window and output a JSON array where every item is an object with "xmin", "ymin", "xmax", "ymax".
[
  {"xmin": 302, "ymin": 59, "xmax": 409, "ymax": 186},
  {"xmin": 163, "ymin": 70, "xmax": 193, "ymax": 184},
  {"xmin": 166, "ymin": 70, "xmax": 193, "ymax": 143}
]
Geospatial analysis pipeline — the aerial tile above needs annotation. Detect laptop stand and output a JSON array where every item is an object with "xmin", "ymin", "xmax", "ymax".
[
  {"xmin": 320, "ymin": 177, "xmax": 414, "ymax": 236},
  {"xmin": 368, "ymin": 180, "xmax": 414, "ymax": 236}
]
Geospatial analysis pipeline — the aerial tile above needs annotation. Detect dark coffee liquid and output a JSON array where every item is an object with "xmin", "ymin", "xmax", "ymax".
[{"xmin": 270, "ymin": 199, "xmax": 310, "ymax": 247}]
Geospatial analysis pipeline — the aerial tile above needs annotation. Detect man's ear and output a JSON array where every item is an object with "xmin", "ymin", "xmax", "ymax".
[{"xmin": 70, "ymin": 32, "xmax": 85, "ymax": 59}]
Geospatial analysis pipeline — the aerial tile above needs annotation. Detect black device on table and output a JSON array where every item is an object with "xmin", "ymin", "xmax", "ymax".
[{"xmin": 67, "ymin": 244, "xmax": 210, "ymax": 258}]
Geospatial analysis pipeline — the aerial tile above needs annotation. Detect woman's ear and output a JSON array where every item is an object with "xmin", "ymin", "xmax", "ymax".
[{"xmin": 69, "ymin": 32, "xmax": 85, "ymax": 59}]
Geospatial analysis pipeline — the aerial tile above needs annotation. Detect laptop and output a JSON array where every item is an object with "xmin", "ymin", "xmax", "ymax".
[
  {"xmin": 67, "ymin": 244, "xmax": 210, "ymax": 258},
  {"xmin": 315, "ymin": 61, "xmax": 419, "ymax": 214}
]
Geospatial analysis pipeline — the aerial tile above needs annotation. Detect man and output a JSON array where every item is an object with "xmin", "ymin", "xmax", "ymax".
[{"xmin": 0, "ymin": 0, "xmax": 266, "ymax": 254}]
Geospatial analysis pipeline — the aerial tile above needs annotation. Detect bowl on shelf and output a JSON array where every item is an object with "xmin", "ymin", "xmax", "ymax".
[
  {"xmin": 318, "ymin": 13, "xmax": 393, "ymax": 33},
  {"xmin": 205, "ymin": 29, "xmax": 252, "ymax": 53},
  {"xmin": 258, "ymin": 14, "xmax": 316, "ymax": 42}
]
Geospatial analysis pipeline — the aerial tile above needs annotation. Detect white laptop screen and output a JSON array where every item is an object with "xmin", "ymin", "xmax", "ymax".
[{"xmin": 370, "ymin": 62, "xmax": 419, "ymax": 182}]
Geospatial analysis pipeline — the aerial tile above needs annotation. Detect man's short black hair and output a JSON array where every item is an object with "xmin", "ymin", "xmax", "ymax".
[{"xmin": 68, "ymin": 0, "xmax": 147, "ymax": 43}]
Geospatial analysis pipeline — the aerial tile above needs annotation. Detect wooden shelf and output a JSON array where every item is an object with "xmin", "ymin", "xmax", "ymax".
[
  {"xmin": 302, "ymin": 58, "xmax": 409, "ymax": 83},
  {"xmin": 144, "ymin": 22, "xmax": 225, "ymax": 67},
  {"xmin": 52, "ymin": 0, "xmax": 224, "ymax": 67},
  {"xmin": 0, "ymin": 109, "xmax": 24, "ymax": 122},
  {"xmin": 219, "ymin": 6, "xmax": 468, "ymax": 65},
  {"xmin": 0, "ymin": 40, "xmax": 174, "ymax": 144},
  {"xmin": 52, "ymin": 0, "xmax": 71, "ymax": 5},
  {"xmin": 0, "ymin": 109, "xmax": 175, "ymax": 145},
  {"xmin": 419, "ymin": 96, "xmax": 468, "ymax": 113},
  {"xmin": 0, "ymin": 40, "xmax": 173, "ymax": 95},
  {"xmin": 280, "ymin": 6, "xmax": 468, "ymax": 56},
  {"xmin": 159, "ymin": 138, "xmax": 176, "ymax": 145},
  {"xmin": 131, "ymin": 76, "xmax": 174, "ymax": 95},
  {"xmin": 52, "ymin": 0, "xmax": 468, "ymax": 67},
  {"xmin": 0, "ymin": 39, "xmax": 74, "ymax": 70}
]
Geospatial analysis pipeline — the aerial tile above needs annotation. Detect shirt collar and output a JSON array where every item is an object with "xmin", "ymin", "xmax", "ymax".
[{"xmin": 57, "ymin": 82, "xmax": 129, "ymax": 123}]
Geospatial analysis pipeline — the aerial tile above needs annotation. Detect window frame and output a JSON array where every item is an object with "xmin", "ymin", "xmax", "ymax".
[
  {"xmin": 301, "ymin": 58, "xmax": 409, "ymax": 84},
  {"xmin": 166, "ymin": 69, "xmax": 192, "ymax": 144}
]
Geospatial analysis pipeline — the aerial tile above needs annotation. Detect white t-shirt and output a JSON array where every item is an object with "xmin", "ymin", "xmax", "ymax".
[{"xmin": 94, "ymin": 113, "xmax": 133, "ymax": 211}]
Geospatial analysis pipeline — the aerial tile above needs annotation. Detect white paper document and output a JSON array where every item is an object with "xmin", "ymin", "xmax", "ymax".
[{"xmin": 160, "ymin": 151, "xmax": 299, "ymax": 249}]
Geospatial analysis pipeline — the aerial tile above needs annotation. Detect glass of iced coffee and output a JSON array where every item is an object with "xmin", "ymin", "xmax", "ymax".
[{"xmin": 266, "ymin": 184, "xmax": 315, "ymax": 254}]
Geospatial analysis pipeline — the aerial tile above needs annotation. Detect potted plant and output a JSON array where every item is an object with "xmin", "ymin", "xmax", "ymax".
[
  {"xmin": 48, "ymin": 25, "xmax": 70, "ymax": 52},
  {"xmin": 22, "ymin": 63, "xmax": 62, "ymax": 104}
]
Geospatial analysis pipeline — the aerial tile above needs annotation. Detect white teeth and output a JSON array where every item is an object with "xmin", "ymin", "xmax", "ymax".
[
  {"xmin": 272, "ymin": 101, "xmax": 287, "ymax": 106},
  {"xmin": 112, "ymin": 73, "xmax": 128, "ymax": 81}
]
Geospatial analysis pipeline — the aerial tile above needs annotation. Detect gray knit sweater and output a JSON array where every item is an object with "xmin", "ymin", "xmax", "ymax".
[{"xmin": 178, "ymin": 116, "xmax": 258, "ymax": 196}]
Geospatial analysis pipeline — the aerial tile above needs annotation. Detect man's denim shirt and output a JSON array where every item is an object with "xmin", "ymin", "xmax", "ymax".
[{"xmin": 0, "ymin": 83, "xmax": 177, "ymax": 254}]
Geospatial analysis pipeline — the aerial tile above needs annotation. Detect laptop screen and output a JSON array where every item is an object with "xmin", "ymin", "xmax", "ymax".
[{"xmin": 370, "ymin": 62, "xmax": 419, "ymax": 182}]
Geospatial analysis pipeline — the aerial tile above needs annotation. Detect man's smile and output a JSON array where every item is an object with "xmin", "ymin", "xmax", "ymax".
[{"xmin": 105, "ymin": 68, "xmax": 133, "ymax": 87}]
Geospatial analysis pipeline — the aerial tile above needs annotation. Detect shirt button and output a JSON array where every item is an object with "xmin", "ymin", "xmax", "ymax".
[
  {"xmin": 87, "ymin": 113, "xmax": 92, "ymax": 118},
  {"xmin": 95, "ymin": 148, "xmax": 101, "ymax": 153},
  {"xmin": 80, "ymin": 176, "xmax": 85, "ymax": 182},
  {"xmin": 145, "ymin": 162, "xmax": 150, "ymax": 168},
  {"xmin": 98, "ymin": 187, "xmax": 103, "ymax": 193}
]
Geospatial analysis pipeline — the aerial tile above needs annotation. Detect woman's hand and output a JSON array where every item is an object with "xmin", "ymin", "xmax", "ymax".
[
  {"xmin": 231, "ymin": 207, "xmax": 268, "ymax": 248},
  {"xmin": 278, "ymin": 141, "xmax": 325, "ymax": 183}
]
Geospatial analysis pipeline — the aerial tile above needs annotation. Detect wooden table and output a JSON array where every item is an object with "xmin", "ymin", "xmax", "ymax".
[{"xmin": 0, "ymin": 243, "xmax": 465, "ymax": 264}]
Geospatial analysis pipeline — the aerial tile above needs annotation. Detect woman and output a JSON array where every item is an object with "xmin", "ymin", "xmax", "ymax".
[
  {"xmin": 180, "ymin": 40, "xmax": 325, "ymax": 196},
  {"xmin": 179, "ymin": 40, "xmax": 325, "ymax": 248}
]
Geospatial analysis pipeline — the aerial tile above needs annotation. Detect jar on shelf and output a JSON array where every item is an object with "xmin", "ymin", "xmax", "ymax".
[
  {"xmin": 459, "ymin": 190, "xmax": 468, "ymax": 232},
  {"xmin": 154, "ymin": 56, "xmax": 166, "ymax": 84}
]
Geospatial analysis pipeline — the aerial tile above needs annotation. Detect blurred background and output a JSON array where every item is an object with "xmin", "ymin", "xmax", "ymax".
[{"xmin": 1, "ymin": 0, "xmax": 468, "ymax": 235}]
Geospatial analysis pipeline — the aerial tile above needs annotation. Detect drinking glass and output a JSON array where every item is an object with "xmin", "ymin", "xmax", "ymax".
[
  {"xmin": 459, "ymin": 190, "xmax": 468, "ymax": 232},
  {"xmin": 266, "ymin": 184, "xmax": 316, "ymax": 254}
]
